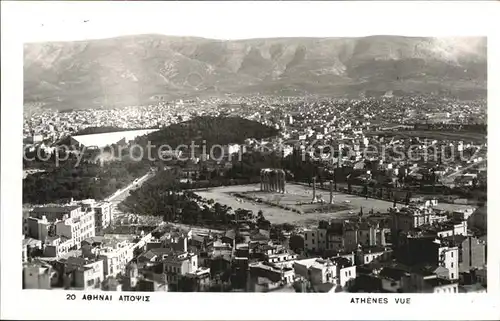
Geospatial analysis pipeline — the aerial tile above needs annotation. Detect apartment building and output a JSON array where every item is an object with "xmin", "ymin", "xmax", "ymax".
[
  {"xmin": 95, "ymin": 239, "xmax": 135, "ymax": 278},
  {"xmin": 355, "ymin": 246, "xmax": 392, "ymax": 265},
  {"xmin": 305, "ymin": 219, "xmax": 389, "ymax": 253},
  {"xmin": 31, "ymin": 205, "xmax": 81, "ymax": 222},
  {"xmin": 26, "ymin": 217, "xmax": 51, "ymax": 241},
  {"xmin": 390, "ymin": 205, "xmax": 448, "ymax": 246},
  {"xmin": 43, "ymin": 236, "xmax": 74, "ymax": 257},
  {"xmin": 23, "ymin": 261, "xmax": 58, "ymax": 289},
  {"xmin": 402, "ymin": 267, "xmax": 459, "ymax": 293},
  {"xmin": 294, "ymin": 256, "xmax": 356, "ymax": 288},
  {"xmin": 59, "ymin": 256, "xmax": 105, "ymax": 290},
  {"xmin": 55, "ymin": 207, "xmax": 95, "ymax": 249},
  {"xmin": 247, "ymin": 262, "xmax": 295, "ymax": 292},
  {"xmin": 396, "ymin": 236, "xmax": 459, "ymax": 280},
  {"xmin": 304, "ymin": 228, "xmax": 327, "ymax": 252},
  {"xmin": 93, "ymin": 202, "xmax": 113, "ymax": 233},
  {"xmin": 163, "ymin": 252, "xmax": 199, "ymax": 286}
]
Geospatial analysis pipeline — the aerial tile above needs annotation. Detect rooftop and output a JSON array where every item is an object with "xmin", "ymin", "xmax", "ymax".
[
  {"xmin": 32, "ymin": 205, "xmax": 80, "ymax": 213},
  {"xmin": 411, "ymin": 264, "xmax": 441, "ymax": 276},
  {"xmin": 313, "ymin": 282, "xmax": 337, "ymax": 293},
  {"xmin": 162, "ymin": 251, "xmax": 196, "ymax": 264},
  {"xmin": 331, "ymin": 256, "xmax": 354, "ymax": 268},
  {"xmin": 82, "ymin": 236, "xmax": 105, "ymax": 245},
  {"xmin": 149, "ymin": 248, "xmax": 176, "ymax": 257},
  {"xmin": 359, "ymin": 245, "xmax": 391, "ymax": 254},
  {"xmin": 379, "ymin": 267, "xmax": 409, "ymax": 280},
  {"xmin": 443, "ymin": 234, "xmax": 468, "ymax": 245},
  {"xmin": 424, "ymin": 277, "xmax": 457, "ymax": 288},
  {"xmin": 459, "ymin": 283, "xmax": 486, "ymax": 293},
  {"xmin": 23, "ymin": 237, "xmax": 42, "ymax": 247}
]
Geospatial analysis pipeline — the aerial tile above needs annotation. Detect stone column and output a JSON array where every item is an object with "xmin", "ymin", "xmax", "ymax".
[
  {"xmin": 277, "ymin": 170, "xmax": 281, "ymax": 193},
  {"xmin": 329, "ymin": 180, "xmax": 334, "ymax": 204},
  {"xmin": 280, "ymin": 170, "xmax": 286, "ymax": 194},
  {"xmin": 312, "ymin": 177, "xmax": 317, "ymax": 201},
  {"xmin": 275, "ymin": 171, "xmax": 279, "ymax": 192}
]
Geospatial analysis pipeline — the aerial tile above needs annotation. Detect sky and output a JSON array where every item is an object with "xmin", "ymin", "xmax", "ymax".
[{"xmin": 4, "ymin": 1, "xmax": 495, "ymax": 43}]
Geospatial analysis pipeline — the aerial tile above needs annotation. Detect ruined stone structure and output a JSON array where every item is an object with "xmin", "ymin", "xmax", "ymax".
[
  {"xmin": 329, "ymin": 180, "xmax": 334, "ymax": 204},
  {"xmin": 312, "ymin": 177, "xmax": 317, "ymax": 202},
  {"xmin": 260, "ymin": 169, "xmax": 286, "ymax": 193}
]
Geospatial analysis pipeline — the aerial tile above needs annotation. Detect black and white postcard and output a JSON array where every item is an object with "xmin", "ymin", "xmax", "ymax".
[{"xmin": 1, "ymin": 1, "xmax": 499, "ymax": 320}]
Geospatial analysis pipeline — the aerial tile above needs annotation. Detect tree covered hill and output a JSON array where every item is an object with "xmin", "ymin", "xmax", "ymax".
[{"xmin": 137, "ymin": 116, "xmax": 279, "ymax": 150}]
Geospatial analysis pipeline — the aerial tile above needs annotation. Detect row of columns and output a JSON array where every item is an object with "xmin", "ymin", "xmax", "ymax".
[{"xmin": 260, "ymin": 169, "xmax": 286, "ymax": 194}]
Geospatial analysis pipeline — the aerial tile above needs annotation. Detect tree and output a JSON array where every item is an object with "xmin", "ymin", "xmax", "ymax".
[
  {"xmin": 133, "ymin": 246, "xmax": 143, "ymax": 258},
  {"xmin": 258, "ymin": 219, "xmax": 271, "ymax": 230},
  {"xmin": 318, "ymin": 220, "xmax": 329, "ymax": 229},
  {"xmin": 407, "ymin": 191, "xmax": 412, "ymax": 205},
  {"xmin": 281, "ymin": 223, "xmax": 295, "ymax": 232},
  {"xmin": 289, "ymin": 235, "xmax": 305, "ymax": 254}
]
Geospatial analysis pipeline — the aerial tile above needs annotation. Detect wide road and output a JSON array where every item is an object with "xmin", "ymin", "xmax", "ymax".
[{"xmin": 107, "ymin": 172, "xmax": 154, "ymax": 215}]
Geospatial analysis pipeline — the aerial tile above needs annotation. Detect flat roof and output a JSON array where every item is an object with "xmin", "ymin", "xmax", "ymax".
[
  {"xmin": 425, "ymin": 278, "xmax": 456, "ymax": 287},
  {"xmin": 32, "ymin": 205, "xmax": 80, "ymax": 212}
]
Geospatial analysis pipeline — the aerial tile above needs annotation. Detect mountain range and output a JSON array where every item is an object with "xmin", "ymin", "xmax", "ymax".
[{"xmin": 24, "ymin": 35, "xmax": 487, "ymax": 110}]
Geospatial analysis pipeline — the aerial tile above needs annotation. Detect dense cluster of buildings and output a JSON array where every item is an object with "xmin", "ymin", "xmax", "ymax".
[
  {"xmin": 23, "ymin": 95, "xmax": 485, "ymax": 155},
  {"xmin": 23, "ymin": 188, "xmax": 487, "ymax": 293},
  {"xmin": 22, "ymin": 94, "xmax": 487, "ymax": 293},
  {"xmin": 23, "ymin": 199, "xmax": 112, "ymax": 262},
  {"xmin": 24, "ymin": 95, "xmax": 487, "ymax": 206},
  {"xmin": 299, "ymin": 199, "xmax": 487, "ymax": 293}
]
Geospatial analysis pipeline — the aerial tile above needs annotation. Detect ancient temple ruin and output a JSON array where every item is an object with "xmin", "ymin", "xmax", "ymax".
[{"xmin": 260, "ymin": 168, "xmax": 286, "ymax": 193}]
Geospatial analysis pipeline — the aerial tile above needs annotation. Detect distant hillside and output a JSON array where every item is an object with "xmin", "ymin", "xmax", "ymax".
[
  {"xmin": 136, "ymin": 116, "xmax": 278, "ymax": 151},
  {"xmin": 24, "ymin": 35, "xmax": 487, "ymax": 109}
]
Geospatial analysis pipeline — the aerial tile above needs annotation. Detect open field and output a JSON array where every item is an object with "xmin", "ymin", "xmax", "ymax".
[
  {"xmin": 237, "ymin": 189, "xmax": 352, "ymax": 214},
  {"xmin": 196, "ymin": 184, "xmax": 391, "ymax": 228},
  {"xmin": 195, "ymin": 184, "xmax": 476, "ymax": 228},
  {"xmin": 365, "ymin": 130, "xmax": 486, "ymax": 143}
]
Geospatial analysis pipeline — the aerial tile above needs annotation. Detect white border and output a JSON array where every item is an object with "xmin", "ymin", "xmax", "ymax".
[{"xmin": 2, "ymin": 1, "xmax": 499, "ymax": 320}]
